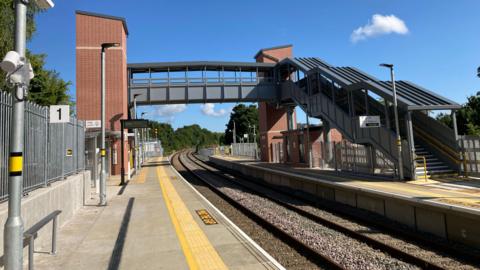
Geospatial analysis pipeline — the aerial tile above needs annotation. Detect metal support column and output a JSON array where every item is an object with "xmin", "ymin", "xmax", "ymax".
[
  {"xmin": 4, "ymin": 1, "xmax": 27, "ymax": 268},
  {"xmin": 406, "ymin": 111, "xmax": 416, "ymax": 180},
  {"xmin": 120, "ymin": 121, "xmax": 125, "ymax": 185},
  {"xmin": 324, "ymin": 120, "xmax": 333, "ymax": 166},
  {"xmin": 306, "ymin": 114, "xmax": 312, "ymax": 168},
  {"xmin": 451, "ymin": 110, "xmax": 461, "ymax": 175},
  {"xmin": 384, "ymin": 100, "xmax": 391, "ymax": 129},
  {"xmin": 452, "ymin": 110, "xmax": 459, "ymax": 142},
  {"xmin": 99, "ymin": 48, "xmax": 107, "ymax": 205},
  {"xmin": 306, "ymin": 75, "xmax": 313, "ymax": 168}
]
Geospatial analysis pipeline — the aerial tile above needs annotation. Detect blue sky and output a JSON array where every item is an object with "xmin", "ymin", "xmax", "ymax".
[{"xmin": 29, "ymin": 0, "xmax": 480, "ymax": 132}]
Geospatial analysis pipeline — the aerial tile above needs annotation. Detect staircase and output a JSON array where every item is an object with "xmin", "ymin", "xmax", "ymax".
[
  {"xmin": 282, "ymin": 79, "xmax": 412, "ymax": 176},
  {"xmin": 414, "ymin": 144, "xmax": 457, "ymax": 179},
  {"xmin": 277, "ymin": 57, "xmax": 461, "ymax": 180}
]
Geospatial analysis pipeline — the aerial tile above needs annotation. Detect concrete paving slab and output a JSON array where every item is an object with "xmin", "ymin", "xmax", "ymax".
[{"xmin": 29, "ymin": 158, "xmax": 282, "ymax": 270}]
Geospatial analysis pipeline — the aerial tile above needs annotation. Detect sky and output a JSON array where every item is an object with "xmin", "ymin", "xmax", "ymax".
[{"xmin": 29, "ymin": 0, "xmax": 480, "ymax": 132}]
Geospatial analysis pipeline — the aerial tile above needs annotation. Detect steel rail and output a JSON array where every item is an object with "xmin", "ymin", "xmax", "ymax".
[
  {"xmin": 187, "ymin": 152, "xmax": 446, "ymax": 270},
  {"xmin": 173, "ymin": 151, "xmax": 345, "ymax": 270}
]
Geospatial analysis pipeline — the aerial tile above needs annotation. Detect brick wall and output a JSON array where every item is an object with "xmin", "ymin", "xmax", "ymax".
[
  {"xmin": 76, "ymin": 12, "xmax": 129, "ymax": 175},
  {"xmin": 256, "ymin": 45, "xmax": 295, "ymax": 162}
]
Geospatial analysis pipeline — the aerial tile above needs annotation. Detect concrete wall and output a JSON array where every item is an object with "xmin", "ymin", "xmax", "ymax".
[
  {"xmin": 0, "ymin": 171, "xmax": 90, "ymax": 261},
  {"xmin": 209, "ymin": 156, "xmax": 480, "ymax": 249}
]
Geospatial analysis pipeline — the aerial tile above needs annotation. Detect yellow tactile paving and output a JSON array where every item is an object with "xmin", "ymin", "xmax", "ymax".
[{"xmin": 157, "ymin": 164, "xmax": 228, "ymax": 270}]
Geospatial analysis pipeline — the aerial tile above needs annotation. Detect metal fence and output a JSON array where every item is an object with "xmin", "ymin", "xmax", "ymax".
[
  {"xmin": 142, "ymin": 140, "xmax": 164, "ymax": 159},
  {"xmin": 459, "ymin": 135, "xmax": 480, "ymax": 177},
  {"xmin": 0, "ymin": 91, "xmax": 85, "ymax": 200},
  {"xmin": 332, "ymin": 140, "xmax": 396, "ymax": 176},
  {"xmin": 231, "ymin": 143, "xmax": 258, "ymax": 159}
]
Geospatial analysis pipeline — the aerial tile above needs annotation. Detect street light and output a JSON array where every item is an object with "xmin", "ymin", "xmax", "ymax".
[
  {"xmin": 99, "ymin": 42, "xmax": 120, "ymax": 206},
  {"xmin": 2, "ymin": 1, "xmax": 54, "ymax": 268},
  {"xmin": 380, "ymin": 63, "xmax": 404, "ymax": 180},
  {"xmin": 477, "ymin": 66, "xmax": 480, "ymax": 78},
  {"xmin": 140, "ymin": 112, "xmax": 147, "ymax": 164},
  {"xmin": 133, "ymin": 94, "xmax": 141, "ymax": 171}
]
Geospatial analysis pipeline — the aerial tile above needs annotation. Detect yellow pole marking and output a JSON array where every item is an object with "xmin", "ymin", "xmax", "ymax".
[
  {"xmin": 9, "ymin": 156, "xmax": 23, "ymax": 173},
  {"xmin": 157, "ymin": 165, "xmax": 228, "ymax": 270}
]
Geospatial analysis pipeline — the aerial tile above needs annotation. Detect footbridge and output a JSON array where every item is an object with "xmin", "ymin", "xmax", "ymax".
[
  {"xmin": 127, "ymin": 56, "xmax": 462, "ymax": 179},
  {"xmin": 128, "ymin": 61, "xmax": 277, "ymax": 105}
]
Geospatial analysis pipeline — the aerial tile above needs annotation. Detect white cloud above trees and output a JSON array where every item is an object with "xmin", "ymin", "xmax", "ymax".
[{"xmin": 351, "ymin": 14, "xmax": 409, "ymax": 43}]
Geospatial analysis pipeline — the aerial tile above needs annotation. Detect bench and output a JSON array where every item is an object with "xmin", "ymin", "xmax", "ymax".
[{"xmin": 24, "ymin": 210, "xmax": 61, "ymax": 270}]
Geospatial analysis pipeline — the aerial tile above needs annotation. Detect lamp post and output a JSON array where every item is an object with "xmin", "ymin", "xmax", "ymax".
[
  {"xmin": 141, "ymin": 112, "xmax": 146, "ymax": 164},
  {"xmin": 380, "ymin": 63, "xmax": 404, "ymax": 180},
  {"xmin": 133, "ymin": 94, "xmax": 141, "ymax": 171},
  {"xmin": 2, "ymin": 1, "xmax": 54, "ymax": 268},
  {"xmin": 99, "ymin": 42, "xmax": 119, "ymax": 206}
]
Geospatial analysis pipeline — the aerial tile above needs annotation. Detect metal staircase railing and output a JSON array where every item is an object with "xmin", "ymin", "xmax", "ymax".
[{"xmin": 282, "ymin": 78, "xmax": 413, "ymax": 177}]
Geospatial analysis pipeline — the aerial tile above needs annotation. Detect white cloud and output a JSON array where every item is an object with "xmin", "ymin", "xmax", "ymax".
[
  {"xmin": 200, "ymin": 103, "xmax": 230, "ymax": 117},
  {"xmin": 154, "ymin": 104, "xmax": 187, "ymax": 117},
  {"xmin": 351, "ymin": 14, "xmax": 409, "ymax": 43}
]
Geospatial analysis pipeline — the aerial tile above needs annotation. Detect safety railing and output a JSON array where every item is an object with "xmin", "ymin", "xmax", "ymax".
[
  {"xmin": 231, "ymin": 143, "xmax": 258, "ymax": 159},
  {"xmin": 130, "ymin": 76, "xmax": 274, "ymax": 86},
  {"xmin": 415, "ymin": 156, "xmax": 428, "ymax": 182},
  {"xmin": 458, "ymin": 135, "xmax": 480, "ymax": 177},
  {"xmin": 24, "ymin": 210, "xmax": 61, "ymax": 270},
  {"xmin": 0, "ymin": 91, "xmax": 86, "ymax": 200}
]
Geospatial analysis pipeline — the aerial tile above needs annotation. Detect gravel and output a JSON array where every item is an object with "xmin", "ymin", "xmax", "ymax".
[{"xmin": 172, "ymin": 154, "xmax": 323, "ymax": 270}]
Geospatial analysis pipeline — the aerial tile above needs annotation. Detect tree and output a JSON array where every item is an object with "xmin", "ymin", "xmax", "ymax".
[
  {"xmin": 437, "ymin": 92, "xmax": 480, "ymax": 136},
  {"xmin": 148, "ymin": 121, "xmax": 223, "ymax": 155},
  {"xmin": 27, "ymin": 52, "xmax": 71, "ymax": 105},
  {"xmin": 224, "ymin": 104, "xmax": 259, "ymax": 144},
  {"xmin": 0, "ymin": 0, "xmax": 70, "ymax": 106}
]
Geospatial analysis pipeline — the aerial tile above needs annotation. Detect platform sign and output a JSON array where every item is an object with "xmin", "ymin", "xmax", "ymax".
[
  {"xmin": 85, "ymin": 120, "xmax": 101, "ymax": 129},
  {"xmin": 49, "ymin": 105, "xmax": 70, "ymax": 123},
  {"xmin": 359, "ymin": 115, "xmax": 381, "ymax": 128},
  {"xmin": 121, "ymin": 119, "xmax": 149, "ymax": 129}
]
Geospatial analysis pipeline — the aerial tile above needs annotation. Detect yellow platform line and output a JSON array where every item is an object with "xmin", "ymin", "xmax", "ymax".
[{"xmin": 157, "ymin": 165, "xmax": 228, "ymax": 270}]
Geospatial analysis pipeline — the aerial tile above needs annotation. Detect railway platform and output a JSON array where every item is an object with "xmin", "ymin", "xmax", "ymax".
[
  {"xmin": 209, "ymin": 155, "xmax": 480, "ymax": 249},
  {"xmin": 214, "ymin": 155, "xmax": 480, "ymax": 210},
  {"xmin": 29, "ymin": 157, "xmax": 283, "ymax": 270}
]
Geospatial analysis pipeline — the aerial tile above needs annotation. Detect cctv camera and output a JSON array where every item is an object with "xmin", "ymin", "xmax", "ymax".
[
  {"xmin": 0, "ymin": 51, "xmax": 22, "ymax": 73},
  {"xmin": 35, "ymin": 0, "xmax": 54, "ymax": 9}
]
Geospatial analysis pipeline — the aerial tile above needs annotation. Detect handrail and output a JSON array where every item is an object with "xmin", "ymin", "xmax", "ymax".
[
  {"xmin": 415, "ymin": 156, "xmax": 428, "ymax": 182},
  {"xmin": 413, "ymin": 126, "xmax": 461, "ymax": 164},
  {"xmin": 24, "ymin": 210, "xmax": 62, "ymax": 270},
  {"xmin": 287, "ymin": 79, "xmax": 408, "ymax": 175},
  {"xmin": 130, "ymin": 77, "xmax": 274, "ymax": 85}
]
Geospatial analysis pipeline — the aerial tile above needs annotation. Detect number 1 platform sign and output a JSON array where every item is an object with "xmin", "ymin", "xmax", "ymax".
[{"xmin": 49, "ymin": 105, "xmax": 70, "ymax": 123}]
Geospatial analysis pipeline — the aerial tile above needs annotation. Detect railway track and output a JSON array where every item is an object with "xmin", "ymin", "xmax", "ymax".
[
  {"xmin": 171, "ymin": 152, "xmax": 330, "ymax": 269},
  {"xmin": 173, "ymin": 150, "xmax": 473, "ymax": 270}
]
